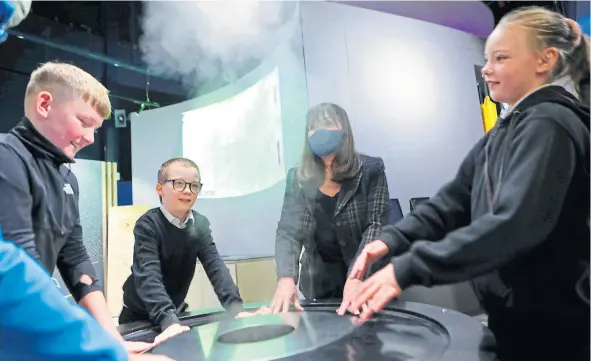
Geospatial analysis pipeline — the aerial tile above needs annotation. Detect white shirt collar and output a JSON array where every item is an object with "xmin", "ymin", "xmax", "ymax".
[{"xmin": 159, "ymin": 206, "xmax": 194, "ymax": 229}]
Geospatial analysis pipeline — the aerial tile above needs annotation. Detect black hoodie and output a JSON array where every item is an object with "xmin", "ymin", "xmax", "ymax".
[
  {"xmin": 381, "ymin": 86, "xmax": 589, "ymax": 320},
  {"xmin": 0, "ymin": 118, "xmax": 102, "ymax": 301}
]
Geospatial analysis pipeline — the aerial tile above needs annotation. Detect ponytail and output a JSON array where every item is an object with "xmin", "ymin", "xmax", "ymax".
[
  {"xmin": 500, "ymin": 8, "xmax": 590, "ymax": 105},
  {"xmin": 568, "ymin": 34, "xmax": 590, "ymax": 106}
]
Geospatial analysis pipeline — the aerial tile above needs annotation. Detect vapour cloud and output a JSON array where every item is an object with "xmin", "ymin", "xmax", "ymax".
[{"xmin": 140, "ymin": 1, "xmax": 294, "ymax": 94}]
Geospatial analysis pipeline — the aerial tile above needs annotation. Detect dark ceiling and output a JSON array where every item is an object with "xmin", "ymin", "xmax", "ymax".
[
  {"xmin": 28, "ymin": 1, "xmax": 139, "ymax": 43},
  {"xmin": 484, "ymin": 1, "xmax": 563, "ymax": 24},
  {"xmin": 28, "ymin": 1, "xmax": 565, "ymax": 47}
]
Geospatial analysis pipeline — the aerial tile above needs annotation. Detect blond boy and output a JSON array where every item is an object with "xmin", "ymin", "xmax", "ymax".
[{"xmin": 0, "ymin": 62, "xmax": 150, "ymax": 354}]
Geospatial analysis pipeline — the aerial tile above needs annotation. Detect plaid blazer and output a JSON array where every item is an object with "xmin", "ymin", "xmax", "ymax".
[{"xmin": 275, "ymin": 154, "xmax": 390, "ymax": 299}]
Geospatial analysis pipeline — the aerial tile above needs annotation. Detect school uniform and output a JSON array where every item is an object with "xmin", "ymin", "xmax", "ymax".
[
  {"xmin": 275, "ymin": 154, "xmax": 390, "ymax": 300},
  {"xmin": 0, "ymin": 117, "xmax": 102, "ymax": 302},
  {"xmin": 120, "ymin": 207, "xmax": 243, "ymax": 331},
  {"xmin": 380, "ymin": 86, "xmax": 590, "ymax": 361}
]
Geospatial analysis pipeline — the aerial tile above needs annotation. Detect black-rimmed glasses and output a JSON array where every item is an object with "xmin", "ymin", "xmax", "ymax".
[{"xmin": 163, "ymin": 179, "xmax": 203, "ymax": 194}]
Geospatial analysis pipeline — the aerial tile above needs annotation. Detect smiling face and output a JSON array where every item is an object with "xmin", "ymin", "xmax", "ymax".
[
  {"xmin": 482, "ymin": 23, "xmax": 558, "ymax": 106},
  {"xmin": 32, "ymin": 91, "xmax": 104, "ymax": 158},
  {"xmin": 156, "ymin": 162, "xmax": 200, "ymax": 217}
]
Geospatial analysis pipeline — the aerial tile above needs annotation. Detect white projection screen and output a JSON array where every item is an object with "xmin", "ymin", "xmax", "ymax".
[{"xmin": 181, "ymin": 68, "xmax": 284, "ymax": 198}]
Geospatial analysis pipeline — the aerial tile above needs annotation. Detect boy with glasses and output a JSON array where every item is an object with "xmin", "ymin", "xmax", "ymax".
[{"xmin": 120, "ymin": 158, "xmax": 250, "ymax": 344}]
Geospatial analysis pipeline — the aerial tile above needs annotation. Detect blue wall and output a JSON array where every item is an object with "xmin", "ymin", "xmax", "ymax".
[
  {"xmin": 299, "ymin": 2, "xmax": 485, "ymax": 315},
  {"xmin": 117, "ymin": 181, "xmax": 133, "ymax": 206},
  {"xmin": 300, "ymin": 2, "xmax": 486, "ymax": 214}
]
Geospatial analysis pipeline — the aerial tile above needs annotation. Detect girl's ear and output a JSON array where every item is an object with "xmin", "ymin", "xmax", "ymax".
[{"xmin": 536, "ymin": 47, "xmax": 559, "ymax": 76}]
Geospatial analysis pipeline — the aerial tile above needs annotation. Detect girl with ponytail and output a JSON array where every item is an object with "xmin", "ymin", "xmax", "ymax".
[{"xmin": 341, "ymin": 7, "xmax": 590, "ymax": 361}]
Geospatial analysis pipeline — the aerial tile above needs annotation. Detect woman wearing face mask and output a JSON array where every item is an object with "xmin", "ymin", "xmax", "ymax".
[{"xmin": 270, "ymin": 103, "xmax": 390, "ymax": 313}]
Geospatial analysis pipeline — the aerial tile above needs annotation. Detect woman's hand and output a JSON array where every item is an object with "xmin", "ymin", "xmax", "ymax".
[
  {"xmin": 270, "ymin": 277, "xmax": 304, "ymax": 313},
  {"xmin": 347, "ymin": 241, "xmax": 390, "ymax": 280},
  {"xmin": 338, "ymin": 263, "xmax": 401, "ymax": 320}
]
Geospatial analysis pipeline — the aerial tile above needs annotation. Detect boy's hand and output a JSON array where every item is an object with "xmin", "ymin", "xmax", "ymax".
[
  {"xmin": 254, "ymin": 306, "xmax": 273, "ymax": 315},
  {"xmin": 235, "ymin": 311, "xmax": 257, "ymax": 318},
  {"xmin": 125, "ymin": 341, "xmax": 156, "ymax": 354},
  {"xmin": 154, "ymin": 324, "xmax": 190, "ymax": 345},
  {"xmin": 235, "ymin": 306, "xmax": 273, "ymax": 318},
  {"xmin": 129, "ymin": 354, "xmax": 175, "ymax": 361}
]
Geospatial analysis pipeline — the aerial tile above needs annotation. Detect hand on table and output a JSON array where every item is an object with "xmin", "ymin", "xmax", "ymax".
[
  {"xmin": 235, "ymin": 311, "xmax": 256, "ymax": 318},
  {"xmin": 129, "ymin": 354, "xmax": 175, "ymax": 361},
  {"xmin": 337, "ymin": 278, "xmax": 367, "ymax": 316},
  {"xmin": 125, "ymin": 341, "xmax": 156, "ymax": 354},
  {"xmin": 235, "ymin": 306, "xmax": 273, "ymax": 318},
  {"xmin": 270, "ymin": 277, "xmax": 304, "ymax": 313},
  {"xmin": 338, "ymin": 263, "xmax": 401, "ymax": 320},
  {"xmin": 254, "ymin": 306, "xmax": 273, "ymax": 315},
  {"xmin": 343, "ymin": 278, "xmax": 362, "ymax": 298},
  {"xmin": 348, "ymin": 240, "xmax": 390, "ymax": 280},
  {"xmin": 154, "ymin": 323, "xmax": 190, "ymax": 345}
]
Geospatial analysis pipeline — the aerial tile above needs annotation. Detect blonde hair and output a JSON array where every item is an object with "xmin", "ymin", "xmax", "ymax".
[
  {"xmin": 25, "ymin": 62, "xmax": 112, "ymax": 119},
  {"xmin": 499, "ymin": 7, "xmax": 590, "ymax": 105},
  {"xmin": 157, "ymin": 158, "xmax": 201, "ymax": 183}
]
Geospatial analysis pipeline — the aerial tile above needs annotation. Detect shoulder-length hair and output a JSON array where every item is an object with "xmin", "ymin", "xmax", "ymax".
[{"xmin": 297, "ymin": 103, "xmax": 361, "ymax": 184}]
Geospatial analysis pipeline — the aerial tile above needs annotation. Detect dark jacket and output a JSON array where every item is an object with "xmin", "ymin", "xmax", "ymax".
[
  {"xmin": 0, "ymin": 118, "xmax": 101, "ymax": 301},
  {"xmin": 275, "ymin": 154, "xmax": 390, "ymax": 299},
  {"xmin": 122, "ymin": 208, "xmax": 243, "ymax": 331},
  {"xmin": 382, "ymin": 86, "xmax": 589, "ymax": 320}
]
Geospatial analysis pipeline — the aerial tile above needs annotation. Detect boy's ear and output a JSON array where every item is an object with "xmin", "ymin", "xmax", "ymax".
[{"xmin": 36, "ymin": 91, "xmax": 53, "ymax": 119}]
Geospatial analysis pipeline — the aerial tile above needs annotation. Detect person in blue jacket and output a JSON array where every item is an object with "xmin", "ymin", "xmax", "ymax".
[{"xmin": 0, "ymin": 234, "xmax": 174, "ymax": 361}]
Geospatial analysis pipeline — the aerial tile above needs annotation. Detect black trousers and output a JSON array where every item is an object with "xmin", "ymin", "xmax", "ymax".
[
  {"xmin": 119, "ymin": 303, "xmax": 189, "ymax": 326},
  {"xmin": 119, "ymin": 306, "xmax": 150, "ymax": 326}
]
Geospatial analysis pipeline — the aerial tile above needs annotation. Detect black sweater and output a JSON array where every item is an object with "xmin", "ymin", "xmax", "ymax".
[
  {"xmin": 382, "ymin": 86, "xmax": 590, "ymax": 320},
  {"xmin": 0, "ymin": 118, "xmax": 101, "ymax": 301},
  {"xmin": 122, "ymin": 208, "xmax": 243, "ymax": 331}
]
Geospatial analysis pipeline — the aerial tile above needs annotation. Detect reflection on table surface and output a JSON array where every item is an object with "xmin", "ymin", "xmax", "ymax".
[{"xmin": 150, "ymin": 307, "xmax": 450, "ymax": 361}]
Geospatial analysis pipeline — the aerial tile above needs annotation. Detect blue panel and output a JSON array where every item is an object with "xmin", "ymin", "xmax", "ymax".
[
  {"xmin": 117, "ymin": 181, "xmax": 133, "ymax": 206},
  {"xmin": 578, "ymin": 16, "xmax": 590, "ymax": 36}
]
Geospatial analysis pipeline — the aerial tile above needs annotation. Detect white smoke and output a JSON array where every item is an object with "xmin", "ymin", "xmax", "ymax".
[{"xmin": 140, "ymin": 1, "xmax": 296, "ymax": 94}]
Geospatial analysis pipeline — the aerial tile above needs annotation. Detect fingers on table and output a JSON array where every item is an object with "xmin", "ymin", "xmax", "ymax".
[
  {"xmin": 350, "ymin": 254, "xmax": 367, "ymax": 280},
  {"xmin": 293, "ymin": 296, "xmax": 304, "ymax": 311},
  {"xmin": 359, "ymin": 287, "xmax": 397, "ymax": 320}
]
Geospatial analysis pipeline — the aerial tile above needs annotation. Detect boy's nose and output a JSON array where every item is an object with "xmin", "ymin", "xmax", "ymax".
[{"xmin": 82, "ymin": 129, "xmax": 95, "ymax": 145}]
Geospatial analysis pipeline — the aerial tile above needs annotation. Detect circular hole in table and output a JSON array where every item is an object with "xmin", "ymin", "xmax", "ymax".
[{"xmin": 217, "ymin": 324, "xmax": 296, "ymax": 344}]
